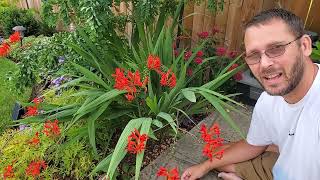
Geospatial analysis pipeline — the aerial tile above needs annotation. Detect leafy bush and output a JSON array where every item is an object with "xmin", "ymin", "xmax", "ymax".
[
  {"xmin": 311, "ymin": 41, "xmax": 320, "ymax": 62},
  {"xmin": 188, "ymin": 31, "xmax": 243, "ymax": 94},
  {"xmin": 0, "ymin": 58, "xmax": 31, "ymax": 133},
  {"xmin": 0, "ymin": 6, "xmax": 42, "ymax": 37},
  {"xmin": 8, "ymin": 32, "xmax": 84, "ymax": 93}
]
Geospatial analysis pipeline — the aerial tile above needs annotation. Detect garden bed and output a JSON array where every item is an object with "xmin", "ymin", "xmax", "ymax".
[{"xmin": 139, "ymin": 107, "xmax": 252, "ymax": 180}]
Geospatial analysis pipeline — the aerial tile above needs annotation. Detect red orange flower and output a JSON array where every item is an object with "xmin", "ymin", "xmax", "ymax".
[
  {"xmin": 157, "ymin": 166, "xmax": 179, "ymax": 180},
  {"xmin": 210, "ymin": 123, "xmax": 221, "ymax": 136},
  {"xmin": 25, "ymin": 160, "xmax": 47, "ymax": 178},
  {"xmin": 200, "ymin": 123, "xmax": 224, "ymax": 161},
  {"xmin": 112, "ymin": 68, "xmax": 148, "ymax": 101},
  {"xmin": 127, "ymin": 128, "xmax": 148, "ymax": 154},
  {"xmin": 24, "ymin": 106, "xmax": 38, "ymax": 117},
  {"xmin": 2, "ymin": 43, "xmax": 10, "ymax": 51},
  {"xmin": 160, "ymin": 70, "xmax": 176, "ymax": 88},
  {"xmin": 0, "ymin": 43, "xmax": 10, "ymax": 57},
  {"xmin": 3, "ymin": 165, "xmax": 14, "ymax": 179},
  {"xmin": 127, "ymin": 70, "xmax": 143, "ymax": 87},
  {"xmin": 24, "ymin": 97, "xmax": 43, "ymax": 117},
  {"xmin": 43, "ymin": 120, "xmax": 61, "ymax": 137},
  {"xmin": 142, "ymin": 76, "xmax": 148, "ymax": 87},
  {"xmin": 147, "ymin": 54, "xmax": 161, "ymax": 70},
  {"xmin": 0, "ymin": 32, "xmax": 22, "ymax": 57},
  {"xmin": 0, "ymin": 48, "xmax": 8, "ymax": 57},
  {"xmin": 28, "ymin": 132, "xmax": 40, "ymax": 146},
  {"xmin": 32, "ymin": 97, "xmax": 42, "ymax": 106},
  {"xmin": 125, "ymin": 94, "xmax": 134, "ymax": 101},
  {"xmin": 168, "ymin": 73, "xmax": 176, "ymax": 88},
  {"xmin": 9, "ymin": 32, "xmax": 20, "ymax": 43},
  {"xmin": 112, "ymin": 68, "xmax": 129, "ymax": 90}
]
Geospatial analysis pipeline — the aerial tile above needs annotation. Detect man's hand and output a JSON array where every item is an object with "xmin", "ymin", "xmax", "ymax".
[
  {"xmin": 181, "ymin": 163, "xmax": 210, "ymax": 180},
  {"xmin": 180, "ymin": 140, "xmax": 268, "ymax": 180}
]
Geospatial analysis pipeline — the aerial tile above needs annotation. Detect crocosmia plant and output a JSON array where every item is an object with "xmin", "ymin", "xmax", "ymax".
[
  {"xmin": 0, "ymin": 32, "xmax": 20, "ymax": 57},
  {"xmin": 18, "ymin": 1, "xmax": 245, "ymax": 179}
]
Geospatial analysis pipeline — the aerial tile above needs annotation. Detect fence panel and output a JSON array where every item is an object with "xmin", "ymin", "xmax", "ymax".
[{"xmin": 16, "ymin": 0, "xmax": 41, "ymax": 11}]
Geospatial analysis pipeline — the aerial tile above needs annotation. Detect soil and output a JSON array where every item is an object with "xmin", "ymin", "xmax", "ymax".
[{"xmin": 117, "ymin": 113, "xmax": 208, "ymax": 178}]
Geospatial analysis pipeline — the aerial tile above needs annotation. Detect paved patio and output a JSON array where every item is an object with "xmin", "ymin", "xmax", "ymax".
[{"xmin": 140, "ymin": 105, "xmax": 253, "ymax": 179}]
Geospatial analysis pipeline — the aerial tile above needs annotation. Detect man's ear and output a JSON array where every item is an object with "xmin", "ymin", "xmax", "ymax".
[{"xmin": 300, "ymin": 34, "xmax": 313, "ymax": 56}]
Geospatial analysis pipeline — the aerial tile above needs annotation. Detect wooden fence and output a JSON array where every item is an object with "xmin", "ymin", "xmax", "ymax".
[
  {"xmin": 185, "ymin": 0, "xmax": 320, "ymax": 51},
  {"xmin": 15, "ymin": 0, "xmax": 320, "ymax": 51},
  {"xmin": 15, "ymin": 0, "xmax": 41, "ymax": 12}
]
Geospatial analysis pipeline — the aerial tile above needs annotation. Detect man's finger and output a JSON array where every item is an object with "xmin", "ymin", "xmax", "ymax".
[{"xmin": 181, "ymin": 171, "xmax": 190, "ymax": 180}]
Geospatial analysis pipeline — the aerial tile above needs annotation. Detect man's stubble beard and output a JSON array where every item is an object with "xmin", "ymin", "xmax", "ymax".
[{"xmin": 259, "ymin": 53, "xmax": 305, "ymax": 96}]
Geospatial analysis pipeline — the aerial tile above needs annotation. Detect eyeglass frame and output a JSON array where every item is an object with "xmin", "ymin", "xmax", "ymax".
[{"xmin": 244, "ymin": 35, "xmax": 303, "ymax": 65}]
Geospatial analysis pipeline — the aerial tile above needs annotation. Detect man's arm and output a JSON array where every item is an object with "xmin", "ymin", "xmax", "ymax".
[
  {"xmin": 181, "ymin": 140, "xmax": 268, "ymax": 180},
  {"xmin": 204, "ymin": 140, "xmax": 267, "ymax": 169}
]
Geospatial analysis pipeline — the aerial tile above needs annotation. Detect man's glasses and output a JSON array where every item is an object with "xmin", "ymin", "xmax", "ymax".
[{"xmin": 244, "ymin": 35, "xmax": 302, "ymax": 65}]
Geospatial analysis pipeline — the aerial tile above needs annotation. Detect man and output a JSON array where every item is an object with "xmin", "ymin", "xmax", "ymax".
[{"xmin": 181, "ymin": 8, "xmax": 320, "ymax": 180}]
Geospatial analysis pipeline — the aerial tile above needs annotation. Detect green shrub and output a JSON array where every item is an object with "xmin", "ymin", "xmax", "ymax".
[
  {"xmin": 0, "ymin": 6, "xmax": 42, "ymax": 37},
  {"xmin": 311, "ymin": 41, "xmax": 320, "ymax": 62},
  {"xmin": 0, "ymin": 58, "xmax": 31, "ymax": 134},
  {"xmin": 8, "ymin": 32, "xmax": 83, "ymax": 93}
]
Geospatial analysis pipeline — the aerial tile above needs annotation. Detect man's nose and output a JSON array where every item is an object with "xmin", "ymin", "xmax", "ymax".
[{"xmin": 259, "ymin": 53, "xmax": 274, "ymax": 68}]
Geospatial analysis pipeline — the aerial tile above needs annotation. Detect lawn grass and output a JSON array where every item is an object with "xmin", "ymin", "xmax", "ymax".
[{"xmin": 0, "ymin": 58, "xmax": 31, "ymax": 133}]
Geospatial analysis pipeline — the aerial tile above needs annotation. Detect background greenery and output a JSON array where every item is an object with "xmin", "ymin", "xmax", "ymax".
[
  {"xmin": 0, "ymin": 6, "xmax": 54, "ymax": 37},
  {"xmin": 0, "ymin": 58, "xmax": 31, "ymax": 133},
  {"xmin": 8, "ymin": 33, "xmax": 84, "ymax": 93},
  {"xmin": 311, "ymin": 41, "xmax": 320, "ymax": 62}
]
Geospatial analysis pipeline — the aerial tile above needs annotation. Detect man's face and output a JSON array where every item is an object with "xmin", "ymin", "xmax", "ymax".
[{"xmin": 244, "ymin": 19, "xmax": 304, "ymax": 96}]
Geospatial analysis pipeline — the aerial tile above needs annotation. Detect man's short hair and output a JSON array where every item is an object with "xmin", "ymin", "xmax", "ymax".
[{"xmin": 245, "ymin": 8, "xmax": 304, "ymax": 37}]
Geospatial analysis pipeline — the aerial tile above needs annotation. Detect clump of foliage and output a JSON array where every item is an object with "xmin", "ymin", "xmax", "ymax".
[
  {"xmin": 0, "ymin": 88, "xmax": 93, "ymax": 179},
  {"xmin": 0, "ymin": 125, "xmax": 93, "ymax": 179},
  {"xmin": 8, "ymin": 32, "xmax": 83, "ymax": 93},
  {"xmin": 0, "ymin": 59, "xmax": 31, "ymax": 133},
  {"xmin": 311, "ymin": 41, "xmax": 320, "ymax": 62},
  {"xmin": 0, "ymin": 6, "xmax": 40, "ymax": 37}
]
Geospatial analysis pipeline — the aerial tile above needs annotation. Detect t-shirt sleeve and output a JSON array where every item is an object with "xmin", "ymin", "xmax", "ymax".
[{"xmin": 246, "ymin": 93, "xmax": 273, "ymax": 146}]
